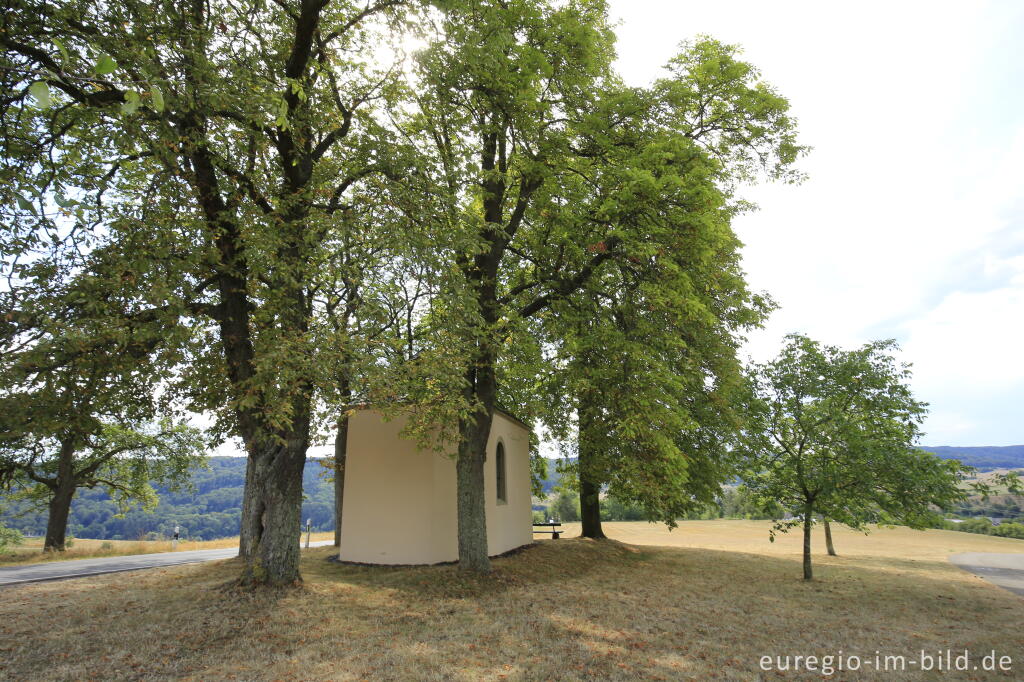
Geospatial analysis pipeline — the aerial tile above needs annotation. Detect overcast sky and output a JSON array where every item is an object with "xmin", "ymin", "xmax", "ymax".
[{"xmin": 606, "ymin": 0, "xmax": 1023, "ymax": 446}]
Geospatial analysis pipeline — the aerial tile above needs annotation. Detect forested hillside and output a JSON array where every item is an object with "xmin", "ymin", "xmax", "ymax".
[
  {"xmin": 923, "ymin": 445, "xmax": 1024, "ymax": 470},
  {"xmin": 1, "ymin": 458, "xmax": 334, "ymax": 541},
  {"xmin": 3, "ymin": 456, "xmax": 564, "ymax": 541}
]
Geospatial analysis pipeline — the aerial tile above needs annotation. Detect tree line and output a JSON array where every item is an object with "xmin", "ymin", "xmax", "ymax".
[
  {"xmin": 2, "ymin": 0, "xmax": 1015, "ymax": 585},
  {"xmin": 1, "ymin": 457, "xmax": 335, "ymax": 542}
]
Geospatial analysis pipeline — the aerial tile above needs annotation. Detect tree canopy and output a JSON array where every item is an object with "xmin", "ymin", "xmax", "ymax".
[
  {"xmin": 2, "ymin": 0, "xmax": 414, "ymax": 583},
  {"xmin": 738, "ymin": 335, "xmax": 974, "ymax": 580},
  {"xmin": 3, "ymin": 0, "xmax": 805, "ymax": 578}
]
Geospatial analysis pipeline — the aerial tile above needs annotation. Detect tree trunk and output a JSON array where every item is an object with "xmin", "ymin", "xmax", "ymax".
[
  {"xmin": 238, "ymin": 456, "xmax": 257, "ymax": 558},
  {"xmin": 44, "ymin": 438, "xmax": 77, "ymax": 552},
  {"xmin": 802, "ymin": 502, "xmax": 814, "ymax": 580},
  {"xmin": 824, "ymin": 517, "xmax": 837, "ymax": 556},
  {"xmin": 578, "ymin": 397, "xmax": 605, "ymax": 539},
  {"xmin": 457, "ymin": 405, "xmax": 493, "ymax": 572},
  {"xmin": 333, "ymin": 411, "xmax": 349, "ymax": 548},
  {"xmin": 237, "ymin": 417, "xmax": 310, "ymax": 586},
  {"xmin": 44, "ymin": 484, "xmax": 75, "ymax": 552},
  {"xmin": 580, "ymin": 477, "xmax": 605, "ymax": 539}
]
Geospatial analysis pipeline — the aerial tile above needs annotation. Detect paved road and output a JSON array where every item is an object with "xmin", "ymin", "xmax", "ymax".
[
  {"xmin": 949, "ymin": 552, "xmax": 1024, "ymax": 597},
  {"xmin": 0, "ymin": 541, "xmax": 334, "ymax": 586}
]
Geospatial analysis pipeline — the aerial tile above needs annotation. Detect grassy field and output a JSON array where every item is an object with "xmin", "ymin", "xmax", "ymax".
[
  {"xmin": 1, "ymin": 521, "xmax": 1022, "ymax": 680},
  {"xmin": 0, "ymin": 532, "xmax": 336, "ymax": 567}
]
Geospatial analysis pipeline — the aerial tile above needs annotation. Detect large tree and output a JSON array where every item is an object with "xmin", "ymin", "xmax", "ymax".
[
  {"xmin": 738, "ymin": 335, "xmax": 974, "ymax": 580},
  {"xmin": 0, "ymin": 245, "xmax": 203, "ymax": 551},
  {"xmin": 538, "ymin": 38, "xmax": 801, "ymax": 538},
  {"xmin": 393, "ymin": 2, "xmax": 802, "ymax": 569},
  {"xmin": 2, "ymin": 0, "xmax": 411, "ymax": 584}
]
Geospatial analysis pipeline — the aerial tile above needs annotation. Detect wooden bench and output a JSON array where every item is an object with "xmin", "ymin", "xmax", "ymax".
[{"xmin": 532, "ymin": 521, "xmax": 563, "ymax": 539}]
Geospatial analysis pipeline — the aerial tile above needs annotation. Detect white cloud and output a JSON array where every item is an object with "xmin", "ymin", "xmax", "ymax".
[
  {"xmin": 608, "ymin": 0, "xmax": 1024, "ymax": 444},
  {"xmin": 901, "ymin": 286, "xmax": 1024, "ymax": 394}
]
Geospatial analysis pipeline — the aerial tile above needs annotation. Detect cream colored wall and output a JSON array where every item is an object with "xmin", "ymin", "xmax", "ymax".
[
  {"xmin": 484, "ymin": 411, "xmax": 534, "ymax": 556},
  {"xmin": 338, "ymin": 409, "xmax": 532, "ymax": 565},
  {"xmin": 339, "ymin": 411, "xmax": 450, "ymax": 564}
]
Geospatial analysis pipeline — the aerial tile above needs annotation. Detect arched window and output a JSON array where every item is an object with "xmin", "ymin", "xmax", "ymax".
[{"xmin": 496, "ymin": 442, "xmax": 507, "ymax": 503}]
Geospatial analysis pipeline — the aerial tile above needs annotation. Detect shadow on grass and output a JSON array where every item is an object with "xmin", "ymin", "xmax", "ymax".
[
  {"xmin": 2, "ymin": 537, "xmax": 1022, "ymax": 681},
  {"xmin": 303, "ymin": 538, "xmax": 653, "ymax": 599}
]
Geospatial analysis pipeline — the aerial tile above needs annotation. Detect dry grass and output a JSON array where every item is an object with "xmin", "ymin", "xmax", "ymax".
[
  {"xmin": 1, "ymin": 521, "xmax": 1022, "ymax": 681},
  {"xmin": 0, "ymin": 533, "xmax": 335, "ymax": 567},
  {"xmin": 561, "ymin": 519, "xmax": 1024, "ymax": 561}
]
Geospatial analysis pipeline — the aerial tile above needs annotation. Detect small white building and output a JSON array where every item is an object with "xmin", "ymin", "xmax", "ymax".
[{"xmin": 339, "ymin": 407, "xmax": 533, "ymax": 565}]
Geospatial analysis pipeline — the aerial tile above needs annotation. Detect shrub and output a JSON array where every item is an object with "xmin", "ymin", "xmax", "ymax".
[
  {"xmin": 552, "ymin": 492, "xmax": 580, "ymax": 522},
  {"xmin": 958, "ymin": 518, "xmax": 994, "ymax": 535},
  {"xmin": 0, "ymin": 525, "xmax": 24, "ymax": 552},
  {"xmin": 991, "ymin": 522, "xmax": 1024, "ymax": 539},
  {"xmin": 100, "ymin": 541, "xmax": 114, "ymax": 550}
]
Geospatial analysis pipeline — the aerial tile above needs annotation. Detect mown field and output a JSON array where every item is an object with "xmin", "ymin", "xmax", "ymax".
[
  {"xmin": 0, "ymin": 533, "xmax": 336, "ymax": 567},
  {"xmin": 1, "ymin": 521, "xmax": 1022, "ymax": 680}
]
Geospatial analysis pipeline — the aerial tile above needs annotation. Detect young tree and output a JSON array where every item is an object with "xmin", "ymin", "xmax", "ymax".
[
  {"xmin": 2, "ymin": 0, "xmax": 412, "ymax": 584},
  {"xmin": 823, "ymin": 517, "xmax": 837, "ymax": 556},
  {"xmin": 738, "ymin": 335, "xmax": 972, "ymax": 580},
  {"xmin": 0, "ymin": 503, "xmax": 25, "ymax": 553}
]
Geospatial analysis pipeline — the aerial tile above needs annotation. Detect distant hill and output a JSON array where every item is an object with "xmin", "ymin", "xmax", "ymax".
[
  {"xmin": 539, "ymin": 457, "xmax": 568, "ymax": 495},
  {"xmin": 1, "ymin": 457, "xmax": 334, "ymax": 541},
  {"xmin": 922, "ymin": 445, "xmax": 1024, "ymax": 471}
]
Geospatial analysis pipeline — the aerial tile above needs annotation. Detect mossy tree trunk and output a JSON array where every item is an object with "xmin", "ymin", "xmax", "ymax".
[
  {"xmin": 457, "ymin": 393, "xmax": 494, "ymax": 572},
  {"xmin": 238, "ymin": 429, "xmax": 309, "ymax": 586}
]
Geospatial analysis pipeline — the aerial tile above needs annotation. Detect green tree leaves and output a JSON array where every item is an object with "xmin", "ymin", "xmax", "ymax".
[
  {"xmin": 28, "ymin": 81, "xmax": 51, "ymax": 108},
  {"xmin": 738, "ymin": 334, "xmax": 967, "ymax": 578},
  {"xmin": 94, "ymin": 54, "xmax": 117, "ymax": 75}
]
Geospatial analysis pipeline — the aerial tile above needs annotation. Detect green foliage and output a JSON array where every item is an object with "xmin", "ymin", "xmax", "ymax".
[
  {"xmin": 716, "ymin": 487, "xmax": 784, "ymax": 520},
  {"xmin": 0, "ymin": 524, "xmax": 24, "ymax": 552},
  {"xmin": 600, "ymin": 495, "xmax": 646, "ymax": 522},
  {"xmin": 1, "ymin": 0, "xmax": 419, "ymax": 580},
  {"xmin": 739, "ymin": 335, "xmax": 967, "ymax": 535},
  {"xmin": 992, "ymin": 523, "xmax": 1024, "ymax": 539},
  {"xmin": 1, "ymin": 0, "xmax": 804, "ymax": 574},
  {"xmin": 552, "ymin": 491, "xmax": 580, "ymax": 523},
  {"xmin": 530, "ymin": 37, "xmax": 802, "ymax": 527},
  {"xmin": 2, "ymin": 457, "xmax": 336, "ymax": 541},
  {"xmin": 738, "ymin": 334, "xmax": 977, "ymax": 580}
]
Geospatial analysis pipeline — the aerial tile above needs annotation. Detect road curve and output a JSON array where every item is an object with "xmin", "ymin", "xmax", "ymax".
[
  {"xmin": 949, "ymin": 552, "xmax": 1024, "ymax": 597},
  {"xmin": 0, "ymin": 541, "xmax": 333, "ymax": 586}
]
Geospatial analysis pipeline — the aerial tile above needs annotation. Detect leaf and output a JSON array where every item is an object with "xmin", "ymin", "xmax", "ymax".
[
  {"xmin": 52, "ymin": 38, "xmax": 70, "ymax": 66},
  {"xmin": 121, "ymin": 90, "xmax": 141, "ymax": 115},
  {"xmin": 55, "ymin": 194, "xmax": 76, "ymax": 209},
  {"xmin": 28, "ymin": 81, "xmax": 51, "ymax": 108},
  {"xmin": 150, "ymin": 85, "xmax": 164, "ymax": 113},
  {"xmin": 16, "ymin": 194, "xmax": 37, "ymax": 215},
  {"xmin": 94, "ymin": 54, "xmax": 118, "ymax": 75},
  {"xmin": 274, "ymin": 97, "xmax": 289, "ymax": 129}
]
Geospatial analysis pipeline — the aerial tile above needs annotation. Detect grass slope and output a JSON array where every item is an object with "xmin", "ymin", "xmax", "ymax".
[{"xmin": 1, "ymin": 521, "xmax": 1021, "ymax": 681}]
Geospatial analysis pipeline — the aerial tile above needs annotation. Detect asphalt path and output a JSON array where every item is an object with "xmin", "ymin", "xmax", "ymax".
[
  {"xmin": 0, "ymin": 540, "xmax": 333, "ymax": 586},
  {"xmin": 949, "ymin": 552, "xmax": 1024, "ymax": 597}
]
